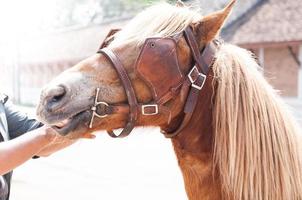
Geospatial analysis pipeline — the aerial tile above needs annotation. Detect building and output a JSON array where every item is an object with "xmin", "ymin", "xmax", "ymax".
[{"xmin": 223, "ymin": 0, "xmax": 302, "ymax": 98}]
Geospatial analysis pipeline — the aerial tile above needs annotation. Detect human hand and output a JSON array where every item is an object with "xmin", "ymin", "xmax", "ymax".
[
  {"xmin": 40, "ymin": 125, "xmax": 59, "ymax": 143},
  {"xmin": 42, "ymin": 125, "xmax": 96, "ymax": 144},
  {"xmin": 36, "ymin": 126, "xmax": 96, "ymax": 157}
]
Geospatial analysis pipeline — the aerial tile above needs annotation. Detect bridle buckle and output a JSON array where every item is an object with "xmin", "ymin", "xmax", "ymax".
[
  {"xmin": 142, "ymin": 104, "xmax": 159, "ymax": 115},
  {"xmin": 188, "ymin": 66, "xmax": 207, "ymax": 90}
]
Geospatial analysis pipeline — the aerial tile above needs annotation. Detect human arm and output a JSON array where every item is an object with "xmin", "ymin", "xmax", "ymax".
[
  {"xmin": 5, "ymin": 101, "xmax": 95, "ymax": 157},
  {"xmin": 35, "ymin": 133, "xmax": 95, "ymax": 157},
  {"xmin": 0, "ymin": 126, "xmax": 56, "ymax": 175}
]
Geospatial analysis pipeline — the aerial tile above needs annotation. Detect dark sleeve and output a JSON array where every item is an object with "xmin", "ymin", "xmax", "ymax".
[{"xmin": 4, "ymin": 101, "xmax": 43, "ymax": 140}]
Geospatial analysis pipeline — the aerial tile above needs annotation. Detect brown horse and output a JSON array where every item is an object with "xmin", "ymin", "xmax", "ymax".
[{"xmin": 36, "ymin": 1, "xmax": 302, "ymax": 200}]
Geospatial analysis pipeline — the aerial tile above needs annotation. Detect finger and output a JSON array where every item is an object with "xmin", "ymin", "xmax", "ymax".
[{"xmin": 81, "ymin": 133, "xmax": 96, "ymax": 139}]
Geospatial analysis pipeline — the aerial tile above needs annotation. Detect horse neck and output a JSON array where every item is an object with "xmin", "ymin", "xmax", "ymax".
[{"xmin": 171, "ymin": 74, "xmax": 222, "ymax": 200}]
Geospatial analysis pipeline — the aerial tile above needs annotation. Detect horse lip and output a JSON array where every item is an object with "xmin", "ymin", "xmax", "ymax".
[
  {"xmin": 39, "ymin": 102, "xmax": 92, "ymax": 124},
  {"xmin": 55, "ymin": 119, "xmax": 70, "ymax": 128},
  {"xmin": 52, "ymin": 110, "xmax": 91, "ymax": 136},
  {"xmin": 37, "ymin": 98, "xmax": 95, "ymax": 135}
]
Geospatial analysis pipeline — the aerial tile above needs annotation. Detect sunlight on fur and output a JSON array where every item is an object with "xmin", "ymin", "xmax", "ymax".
[
  {"xmin": 212, "ymin": 44, "xmax": 302, "ymax": 200},
  {"xmin": 110, "ymin": 2, "xmax": 201, "ymax": 47}
]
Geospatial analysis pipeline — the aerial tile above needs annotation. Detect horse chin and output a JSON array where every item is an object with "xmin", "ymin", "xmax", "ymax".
[{"xmin": 50, "ymin": 110, "xmax": 91, "ymax": 136}]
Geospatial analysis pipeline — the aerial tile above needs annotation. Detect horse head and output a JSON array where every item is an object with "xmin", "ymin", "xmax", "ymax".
[{"xmin": 36, "ymin": 1, "xmax": 234, "ymax": 138}]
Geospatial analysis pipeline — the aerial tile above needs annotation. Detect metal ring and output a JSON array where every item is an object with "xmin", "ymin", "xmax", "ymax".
[{"xmin": 93, "ymin": 101, "xmax": 109, "ymax": 118}]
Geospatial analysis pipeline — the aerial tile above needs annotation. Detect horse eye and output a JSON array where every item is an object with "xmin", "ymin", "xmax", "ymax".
[{"xmin": 150, "ymin": 42, "xmax": 155, "ymax": 48}]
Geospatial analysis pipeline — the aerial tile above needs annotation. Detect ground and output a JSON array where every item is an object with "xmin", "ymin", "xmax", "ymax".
[
  {"xmin": 9, "ymin": 99, "xmax": 302, "ymax": 200},
  {"xmin": 10, "ymin": 128, "xmax": 187, "ymax": 200}
]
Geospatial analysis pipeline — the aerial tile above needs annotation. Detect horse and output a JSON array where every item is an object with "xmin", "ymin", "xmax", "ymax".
[{"xmin": 36, "ymin": 1, "xmax": 302, "ymax": 199}]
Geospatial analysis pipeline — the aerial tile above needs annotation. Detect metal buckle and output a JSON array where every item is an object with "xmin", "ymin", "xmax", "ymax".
[
  {"xmin": 142, "ymin": 104, "xmax": 159, "ymax": 115},
  {"xmin": 188, "ymin": 66, "xmax": 207, "ymax": 90}
]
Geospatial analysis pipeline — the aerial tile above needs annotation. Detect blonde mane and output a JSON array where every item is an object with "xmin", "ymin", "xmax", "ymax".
[
  {"xmin": 212, "ymin": 44, "xmax": 302, "ymax": 200},
  {"xmin": 110, "ymin": 3, "xmax": 201, "ymax": 47}
]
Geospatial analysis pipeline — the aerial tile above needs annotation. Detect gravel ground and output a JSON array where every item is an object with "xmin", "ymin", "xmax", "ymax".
[{"xmin": 9, "ymin": 99, "xmax": 302, "ymax": 200}]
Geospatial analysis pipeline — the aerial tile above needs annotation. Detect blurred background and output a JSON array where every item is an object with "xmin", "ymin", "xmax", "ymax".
[{"xmin": 0, "ymin": 0, "xmax": 301, "ymax": 199}]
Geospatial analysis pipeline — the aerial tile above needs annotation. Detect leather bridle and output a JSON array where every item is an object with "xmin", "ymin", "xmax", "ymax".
[{"xmin": 88, "ymin": 26, "xmax": 219, "ymax": 138}]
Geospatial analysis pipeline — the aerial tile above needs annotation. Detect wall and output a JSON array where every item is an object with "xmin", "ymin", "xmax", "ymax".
[
  {"xmin": 263, "ymin": 46, "xmax": 299, "ymax": 97},
  {"xmin": 19, "ymin": 60, "xmax": 79, "ymax": 105}
]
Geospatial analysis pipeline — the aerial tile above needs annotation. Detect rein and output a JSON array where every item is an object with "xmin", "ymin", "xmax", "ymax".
[{"xmin": 89, "ymin": 26, "xmax": 218, "ymax": 138}]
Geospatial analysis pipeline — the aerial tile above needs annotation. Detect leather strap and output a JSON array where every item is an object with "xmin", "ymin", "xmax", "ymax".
[
  {"xmin": 98, "ymin": 48, "xmax": 138, "ymax": 138},
  {"xmin": 162, "ymin": 26, "xmax": 217, "ymax": 138},
  {"xmin": 93, "ymin": 102, "xmax": 171, "ymax": 117},
  {"xmin": 99, "ymin": 29, "xmax": 121, "ymax": 49},
  {"xmin": 183, "ymin": 27, "xmax": 209, "ymax": 74}
]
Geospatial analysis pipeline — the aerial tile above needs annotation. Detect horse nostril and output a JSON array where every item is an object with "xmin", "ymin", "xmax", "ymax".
[
  {"xmin": 45, "ymin": 85, "xmax": 68, "ymax": 112},
  {"xmin": 51, "ymin": 92, "xmax": 65, "ymax": 103}
]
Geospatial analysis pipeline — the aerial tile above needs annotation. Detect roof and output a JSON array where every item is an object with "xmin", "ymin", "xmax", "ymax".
[
  {"xmin": 197, "ymin": 0, "xmax": 260, "ymax": 26},
  {"xmin": 223, "ymin": 0, "xmax": 302, "ymax": 46}
]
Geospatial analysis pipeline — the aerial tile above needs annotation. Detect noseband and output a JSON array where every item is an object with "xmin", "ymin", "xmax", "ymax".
[{"xmin": 89, "ymin": 26, "xmax": 218, "ymax": 138}]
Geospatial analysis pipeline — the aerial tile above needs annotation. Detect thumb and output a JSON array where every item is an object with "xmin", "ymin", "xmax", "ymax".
[{"xmin": 81, "ymin": 133, "xmax": 96, "ymax": 139}]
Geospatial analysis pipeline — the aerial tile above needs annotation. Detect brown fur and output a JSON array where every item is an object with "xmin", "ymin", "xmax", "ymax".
[{"xmin": 171, "ymin": 70, "xmax": 222, "ymax": 200}]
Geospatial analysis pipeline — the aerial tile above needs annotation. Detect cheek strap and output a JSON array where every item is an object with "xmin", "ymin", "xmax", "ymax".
[{"xmin": 95, "ymin": 48, "xmax": 138, "ymax": 138}]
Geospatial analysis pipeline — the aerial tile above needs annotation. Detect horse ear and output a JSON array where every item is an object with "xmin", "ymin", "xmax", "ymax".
[{"xmin": 192, "ymin": 0, "xmax": 236, "ymax": 45}]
